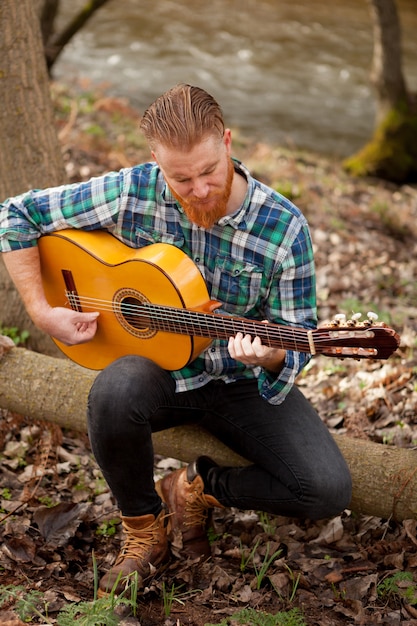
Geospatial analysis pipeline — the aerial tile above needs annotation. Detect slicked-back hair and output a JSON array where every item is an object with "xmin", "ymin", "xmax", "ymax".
[{"xmin": 140, "ymin": 83, "xmax": 225, "ymax": 150}]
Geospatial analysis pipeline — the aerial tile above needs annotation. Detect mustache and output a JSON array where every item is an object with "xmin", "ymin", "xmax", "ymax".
[{"xmin": 187, "ymin": 190, "xmax": 224, "ymax": 203}]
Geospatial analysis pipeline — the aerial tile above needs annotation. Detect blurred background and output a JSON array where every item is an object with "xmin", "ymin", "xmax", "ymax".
[{"xmin": 54, "ymin": 0, "xmax": 417, "ymax": 157}]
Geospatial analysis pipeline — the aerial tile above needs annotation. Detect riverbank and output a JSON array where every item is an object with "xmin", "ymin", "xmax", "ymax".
[{"xmin": 53, "ymin": 0, "xmax": 417, "ymax": 156}]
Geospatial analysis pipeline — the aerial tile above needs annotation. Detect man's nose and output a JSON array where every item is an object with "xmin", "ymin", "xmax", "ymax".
[{"xmin": 191, "ymin": 179, "xmax": 209, "ymax": 198}]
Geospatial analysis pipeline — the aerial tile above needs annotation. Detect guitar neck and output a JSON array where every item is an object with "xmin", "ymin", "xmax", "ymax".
[
  {"xmin": 141, "ymin": 303, "xmax": 314, "ymax": 353},
  {"xmin": 131, "ymin": 302, "xmax": 399, "ymax": 360}
]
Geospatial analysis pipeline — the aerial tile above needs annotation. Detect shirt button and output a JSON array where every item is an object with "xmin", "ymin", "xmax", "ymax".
[
  {"xmin": 199, "ymin": 377, "xmax": 204, "ymax": 383},
  {"xmin": 195, "ymin": 256, "xmax": 200, "ymax": 262},
  {"xmin": 211, "ymin": 347, "xmax": 216, "ymax": 352}
]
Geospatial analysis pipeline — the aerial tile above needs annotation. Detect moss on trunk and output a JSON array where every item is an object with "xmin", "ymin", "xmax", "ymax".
[{"xmin": 343, "ymin": 99, "xmax": 417, "ymax": 183}]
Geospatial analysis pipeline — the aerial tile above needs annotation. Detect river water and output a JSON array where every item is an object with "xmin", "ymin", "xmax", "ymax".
[{"xmin": 54, "ymin": 0, "xmax": 417, "ymax": 157}]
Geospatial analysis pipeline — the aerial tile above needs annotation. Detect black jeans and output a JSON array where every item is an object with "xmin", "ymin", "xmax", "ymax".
[{"xmin": 87, "ymin": 355, "xmax": 352, "ymax": 519}]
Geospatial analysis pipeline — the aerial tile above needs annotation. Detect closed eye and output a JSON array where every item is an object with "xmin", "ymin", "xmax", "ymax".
[{"xmin": 175, "ymin": 163, "xmax": 218, "ymax": 184}]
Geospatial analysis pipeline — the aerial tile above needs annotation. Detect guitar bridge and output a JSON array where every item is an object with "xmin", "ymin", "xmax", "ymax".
[{"xmin": 62, "ymin": 269, "xmax": 82, "ymax": 312}]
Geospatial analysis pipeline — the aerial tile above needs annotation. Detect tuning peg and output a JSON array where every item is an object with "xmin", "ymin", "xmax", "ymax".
[
  {"xmin": 367, "ymin": 311, "xmax": 378, "ymax": 323},
  {"xmin": 333, "ymin": 313, "xmax": 346, "ymax": 326},
  {"xmin": 348, "ymin": 312, "xmax": 362, "ymax": 326}
]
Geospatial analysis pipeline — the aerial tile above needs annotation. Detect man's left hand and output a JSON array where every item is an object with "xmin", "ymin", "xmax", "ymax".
[{"xmin": 228, "ymin": 332, "xmax": 286, "ymax": 374}]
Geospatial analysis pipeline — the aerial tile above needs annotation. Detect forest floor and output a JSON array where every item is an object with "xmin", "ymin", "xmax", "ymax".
[{"xmin": 0, "ymin": 82, "xmax": 417, "ymax": 625}]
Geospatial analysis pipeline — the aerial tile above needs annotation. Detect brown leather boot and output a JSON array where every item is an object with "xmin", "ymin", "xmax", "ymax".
[
  {"xmin": 98, "ymin": 507, "xmax": 170, "ymax": 597},
  {"xmin": 155, "ymin": 457, "xmax": 224, "ymax": 560}
]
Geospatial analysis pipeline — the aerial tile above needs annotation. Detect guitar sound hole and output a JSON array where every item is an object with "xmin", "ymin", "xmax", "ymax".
[
  {"xmin": 120, "ymin": 297, "xmax": 147, "ymax": 330},
  {"xmin": 113, "ymin": 287, "xmax": 156, "ymax": 339}
]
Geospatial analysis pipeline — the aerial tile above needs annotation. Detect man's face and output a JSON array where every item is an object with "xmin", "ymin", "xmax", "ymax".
[{"xmin": 152, "ymin": 131, "xmax": 234, "ymax": 229}]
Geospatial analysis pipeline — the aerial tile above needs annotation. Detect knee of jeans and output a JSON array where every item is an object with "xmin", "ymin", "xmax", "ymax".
[
  {"xmin": 88, "ymin": 355, "xmax": 166, "ymax": 422},
  {"xmin": 308, "ymin": 469, "xmax": 353, "ymax": 520}
]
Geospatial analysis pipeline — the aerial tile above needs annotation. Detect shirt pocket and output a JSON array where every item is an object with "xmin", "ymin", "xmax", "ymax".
[
  {"xmin": 134, "ymin": 227, "xmax": 184, "ymax": 248},
  {"xmin": 210, "ymin": 256, "xmax": 264, "ymax": 316}
]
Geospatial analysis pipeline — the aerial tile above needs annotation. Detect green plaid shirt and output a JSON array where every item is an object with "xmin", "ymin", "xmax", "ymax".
[{"xmin": 0, "ymin": 159, "xmax": 316, "ymax": 404}]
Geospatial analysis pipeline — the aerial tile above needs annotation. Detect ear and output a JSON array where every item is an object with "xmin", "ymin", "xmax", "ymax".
[
  {"xmin": 223, "ymin": 129, "xmax": 232, "ymax": 154},
  {"xmin": 151, "ymin": 150, "xmax": 158, "ymax": 163}
]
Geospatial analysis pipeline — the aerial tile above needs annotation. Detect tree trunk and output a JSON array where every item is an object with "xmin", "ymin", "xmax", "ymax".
[
  {"xmin": 0, "ymin": 0, "xmax": 65, "ymax": 196},
  {"xmin": 0, "ymin": 0, "xmax": 66, "ymax": 355},
  {"xmin": 368, "ymin": 0, "xmax": 407, "ymax": 125},
  {"xmin": 343, "ymin": 0, "xmax": 417, "ymax": 183},
  {"xmin": 1, "ymin": 343, "xmax": 416, "ymax": 522}
]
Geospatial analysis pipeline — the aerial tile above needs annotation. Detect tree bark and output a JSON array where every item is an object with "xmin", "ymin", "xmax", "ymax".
[
  {"xmin": 0, "ymin": 0, "xmax": 65, "ymax": 196},
  {"xmin": 0, "ymin": 343, "xmax": 416, "ymax": 522},
  {"xmin": 0, "ymin": 0, "xmax": 66, "ymax": 355},
  {"xmin": 367, "ymin": 0, "xmax": 407, "ymax": 125}
]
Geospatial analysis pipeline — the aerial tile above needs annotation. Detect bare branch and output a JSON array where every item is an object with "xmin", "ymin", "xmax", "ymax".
[{"xmin": 45, "ymin": 0, "xmax": 113, "ymax": 70}]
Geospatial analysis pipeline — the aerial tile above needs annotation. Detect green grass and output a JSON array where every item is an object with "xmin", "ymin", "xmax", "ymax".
[{"xmin": 205, "ymin": 606, "xmax": 306, "ymax": 626}]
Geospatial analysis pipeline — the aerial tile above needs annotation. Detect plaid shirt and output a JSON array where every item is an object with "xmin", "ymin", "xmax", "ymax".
[{"xmin": 0, "ymin": 159, "xmax": 316, "ymax": 404}]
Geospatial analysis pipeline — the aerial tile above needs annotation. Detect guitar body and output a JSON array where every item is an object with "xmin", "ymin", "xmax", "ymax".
[{"xmin": 38, "ymin": 230, "xmax": 213, "ymax": 370}]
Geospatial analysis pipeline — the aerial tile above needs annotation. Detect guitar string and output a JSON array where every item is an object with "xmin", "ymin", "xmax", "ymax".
[
  {"xmin": 64, "ymin": 293, "xmax": 378, "ymax": 349},
  {"xmin": 67, "ymin": 294, "xmax": 309, "ymax": 342}
]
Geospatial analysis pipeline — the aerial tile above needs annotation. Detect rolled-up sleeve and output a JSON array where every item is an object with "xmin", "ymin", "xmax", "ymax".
[{"xmin": 0, "ymin": 171, "xmax": 127, "ymax": 252}]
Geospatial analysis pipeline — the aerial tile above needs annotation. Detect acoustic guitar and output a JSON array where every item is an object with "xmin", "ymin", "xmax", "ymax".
[{"xmin": 38, "ymin": 229, "xmax": 400, "ymax": 371}]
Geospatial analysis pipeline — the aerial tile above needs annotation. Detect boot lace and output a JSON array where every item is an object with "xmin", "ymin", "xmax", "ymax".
[
  {"xmin": 184, "ymin": 488, "xmax": 211, "ymax": 529},
  {"xmin": 117, "ymin": 516, "xmax": 164, "ymax": 563}
]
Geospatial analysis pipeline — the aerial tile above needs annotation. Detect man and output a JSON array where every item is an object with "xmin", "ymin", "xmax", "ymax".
[{"xmin": 0, "ymin": 84, "xmax": 351, "ymax": 596}]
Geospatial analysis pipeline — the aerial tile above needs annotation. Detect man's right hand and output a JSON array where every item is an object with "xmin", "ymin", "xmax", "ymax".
[
  {"xmin": 3, "ymin": 247, "xmax": 99, "ymax": 346},
  {"xmin": 39, "ymin": 306, "xmax": 100, "ymax": 346}
]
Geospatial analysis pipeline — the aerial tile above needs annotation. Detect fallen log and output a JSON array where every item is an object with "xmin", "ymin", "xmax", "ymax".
[{"xmin": 1, "ymin": 343, "xmax": 416, "ymax": 521}]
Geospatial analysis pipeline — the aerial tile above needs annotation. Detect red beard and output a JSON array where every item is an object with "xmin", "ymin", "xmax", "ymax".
[{"xmin": 169, "ymin": 159, "xmax": 235, "ymax": 229}]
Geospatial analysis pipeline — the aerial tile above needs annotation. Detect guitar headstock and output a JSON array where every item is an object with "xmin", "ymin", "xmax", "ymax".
[{"xmin": 316, "ymin": 312, "xmax": 400, "ymax": 360}]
